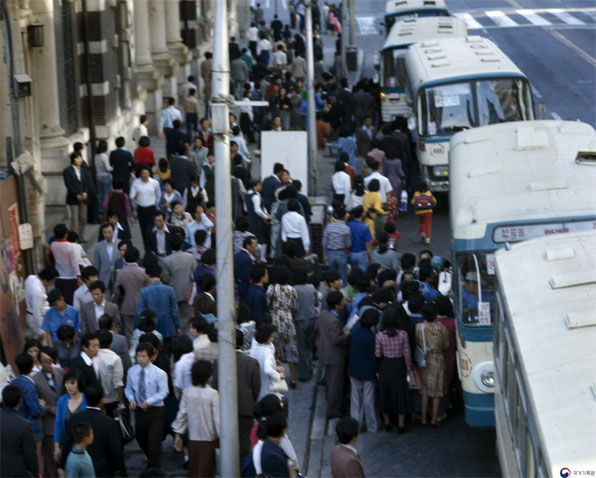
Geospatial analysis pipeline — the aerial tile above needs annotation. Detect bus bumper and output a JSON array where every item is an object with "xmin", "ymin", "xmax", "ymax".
[
  {"xmin": 463, "ymin": 391, "xmax": 495, "ymax": 427},
  {"xmin": 420, "ymin": 166, "xmax": 449, "ymax": 192}
]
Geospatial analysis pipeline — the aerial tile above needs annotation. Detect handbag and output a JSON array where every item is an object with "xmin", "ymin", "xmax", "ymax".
[
  {"xmin": 270, "ymin": 378, "xmax": 289, "ymax": 394},
  {"xmin": 414, "ymin": 323, "xmax": 427, "ymax": 368},
  {"xmin": 113, "ymin": 407, "xmax": 135, "ymax": 444}
]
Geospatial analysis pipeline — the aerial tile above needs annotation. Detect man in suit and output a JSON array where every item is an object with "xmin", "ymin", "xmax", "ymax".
[
  {"xmin": 33, "ymin": 346, "xmax": 65, "ymax": 477},
  {"xmin": 317, "ymin": 291, "xmax": 350, "ymax": 419},
  {"xmin": 61, "ymin": 385, "xmax": 125, "ymax": 477},
  {"xmin": 234, "ymin": 236, "xmax": 258, "ymax": 302},
  {"xmin": 71, "ymin": 332, "xmax": 102, "ymax": 388},
  {"xmin": 213, "ymin": 329, "xmax": 260, "ymax": 465},
  {"xmin": 99, "ymin": 314, "xmax": 131, "ymax": 372},
  {"xmin": 165, "ymin": 119, "xmax": 188, "ymax": 158},
  {"xmin": 162, "ymin": 234, "xmax": 197, "ymax": 333},
  {"xmin": 330, "ymin": 417, "xmax": 365, "ymax": 478},
  {"xmin": 97, "ymin": 208, "xmax": 131, "ymax": 242},
  {"xmin": 261, "ymin": 162, "xmax": 285, "ymax": 212},
  {"xmin": 337, "ymin": 78, "xmax": 355, "ymax": 131},
  {"xmin": 113, "ymin": 246, "xmax": 148, "ymax": 343},
  {"xmin": 63, "ymin": 151, "xmax": 92, "ymax": 241},
  {"xmin": 80, "ymin": 280, "xmax": 121, "ymax": 334},
  {"xmin": 0, "ymin": 385, "xmax": 39, "ymax": 478},
  {"xmin": 170, "ymin": 142, "xmax": 198, "ymax": 194},
  {"xmin": 148, "ymin": 210, "xmax": 172, "ymax": 257},
  {"xmin": 93, "ymin": 222, "xmax": 120, "ymax": 293},
  {"xmin": 353, "ymin": 85, "xmax": 377, "ymax": 126},
  {"xmin": 244, "ymin": 264, "xmax": 269, "ymax": 321},
  {"xmin": 109, "ymin": 136, "xmax": 134, "ymax": 195}
]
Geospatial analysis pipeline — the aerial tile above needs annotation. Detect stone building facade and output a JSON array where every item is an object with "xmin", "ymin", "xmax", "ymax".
[{"xmin": 1, "ymin": 0, "xmax": 250, "ymax": 271}]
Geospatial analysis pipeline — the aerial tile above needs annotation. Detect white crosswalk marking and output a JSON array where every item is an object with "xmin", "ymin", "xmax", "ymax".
[
  {"xmin": 548, "ymin": 8, "xmax": 585, "ymax": 25},
  {"xmin": 356, "ymin": 16, "xmax": 378, "ymax": 35},
  {"xmin": 454, "ymin": 12, "xmax": 483, "ymax": 30},
  {"xmin": 485, "ymin": 10, "xmax": 518, "ymax": 28},
  {"xmin": 551, "ymin": 112, "xmax": 562, "ymax": 121},
  {"xmin": 517, "ymin": 9, "xmax": 551, "ymax": 26},
  {"xmin": 280, "ymin": 0, "xmax": 287, "ymax": 10}
]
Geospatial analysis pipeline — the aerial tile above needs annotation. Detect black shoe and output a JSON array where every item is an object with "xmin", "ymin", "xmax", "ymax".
[
  {"xmin": 290, "ymin": 381, "xmax": 297, "ymax": 389},
  {"xmin": 398, "ymin": 426, "xmax": 408, "ymax": 434},
  {"xmin": 383, "ymin": 423, "xmax": 392, "ymax": 432}
]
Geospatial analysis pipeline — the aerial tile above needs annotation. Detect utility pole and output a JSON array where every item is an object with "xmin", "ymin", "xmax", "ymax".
[
  {"xmin": 211, "ymin": 0, "xmax": 239, "ymax": 475},
  {"xmin": 341, "ymin": 0, "xmax": 348, "ymax": 78},
  {"xmin": 305, "ymin": 1, "xmax": 318, "ymax": 195},
  {"xmin": 349, "ymin": 0, "xmax": 355, "ymax": 46}
]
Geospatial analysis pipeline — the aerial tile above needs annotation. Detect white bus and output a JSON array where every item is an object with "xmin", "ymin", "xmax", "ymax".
[
  {"xmin": 449, "ymin": 120, "xmax": 596, "ymax": 427},
  {"xmin": 383, "ymin": 0, "xmax": 449, "ymax": 36},
  {"xmin": 406, "ymin": 36, "xmax": 534, "ymax": 192},
  {"xmin": 493, "ymin": 230, "xmax": 596, "ymax": 476},
  {"xmin": 379, "ymin": 16, "xmax": 467, "ymax": 122}
]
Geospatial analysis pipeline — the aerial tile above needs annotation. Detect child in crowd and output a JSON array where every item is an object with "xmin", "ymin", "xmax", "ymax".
[
  {"xmin": 155, "ymin": 157, "xmax": 171, "ymax": 194},
  {"xmin": 65, "ymin": 422, "xmax": 95, "ymax": 478},
  {"xmin": 129, "ymin": 310, "xmax": 163, "ymax": 363},
  {"xmin": 411, "ymin": 181, "xmax": 437, "ymax": 245}
]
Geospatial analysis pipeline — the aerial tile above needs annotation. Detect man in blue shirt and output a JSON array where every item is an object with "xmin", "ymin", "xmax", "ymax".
[
  {"xmin": 244, "ymin": 264, "xmax": 269, "ymax": 321},
  {"xmin": 11, "ymin": 353, "xmax": 44, "ymax": 444},
  {"xmin": 42, "ymin": 288, "xmax": 80, "ymax": 346},
  {"xmin": 346, "ymin": 206, "xmax": 373, "ymax": 273},
  {"xmin": 135, "ymin": 264, "xmax": 180, "ymax": 340}
]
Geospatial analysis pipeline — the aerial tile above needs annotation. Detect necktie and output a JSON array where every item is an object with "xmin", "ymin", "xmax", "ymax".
[
  {"xmin": 139, "ymin": 368, "xmax": 146, "ymax": 404},
  {"xmin": 46, "ymin": 372, "xmax": 56, "ymax": 393}
]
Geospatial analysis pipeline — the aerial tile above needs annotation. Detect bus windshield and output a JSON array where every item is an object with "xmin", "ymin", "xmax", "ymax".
[
  {"xmin": 381, "ymin": 48, "xmax": 408, "ymax": 88},
  {"xmin": 419, "ymin": 78, "xmax": 532, "ymax": 136},
  {"xmin": 457, "ymin": 252, "xmax": 497, "ymax": 326}
]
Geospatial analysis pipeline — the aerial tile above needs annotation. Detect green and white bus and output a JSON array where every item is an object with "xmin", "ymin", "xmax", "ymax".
[{"xmin": 383, "ymin": 0, "xmax": 449, "ymax": 36}]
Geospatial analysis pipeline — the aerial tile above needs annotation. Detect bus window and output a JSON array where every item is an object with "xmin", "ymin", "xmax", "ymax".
[
  {"xmin": 420, "ymin": 82, "xmax": 476, "ymax": 135},
  {"xmin": 457, "ymin": 253, "xmax": 496, "ymax": 325},
  {"xmin": 477, "ymin": 78, "xmax": 531, "ymax": 125},
  {"xmin": 382, "ymin": 49, "xmax": 408, "ymax": 88}
]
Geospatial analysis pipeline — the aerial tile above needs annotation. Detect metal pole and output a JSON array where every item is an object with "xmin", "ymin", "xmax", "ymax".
[
  {"xmin": 211, "ymin": 0, "xmax": 239, "ymax": 475},
  {"xmin": 341, "ymin": 0, "xmax": 348, "ymax": 78},
  {"xmin": 305, "ymin": 2, "xmax": 318, "ymax": 195},
  {"xmin": 349, "ymin": 0, "xmax": 355, "ymax": 46}
]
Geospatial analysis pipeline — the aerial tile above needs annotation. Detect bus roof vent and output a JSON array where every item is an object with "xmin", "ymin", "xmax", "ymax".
[
  {"xmin": 423, "ymin": 0, "xmax": 438, "ymax": 5},
  {"xmin": 394, "ymin": 1, "xmax": 408, "ymax": 6},
  {"xmin": 576, "ymin": 151, "xmax": 596, "ymax": 165},
  {"xmin": 480, "ymin": 57, "xmax": 501, "ymax": 63},
  {"xmin": 467, "ymin": 35, "xmax": 484, "ymax": 43},
  {"xmin": 427, "ymin": 53, "xmax": 446, "ymax": 60},
  {"xmin": 545, "ymin": 246, "xmax": 575, "ymax": 261},
  {"xmin": 403, "ymin": 17, "xmax": 417, "ymax": 23},
  {"xmin": 516, "ymin": 127, "xmax": 550, "ymax": 151},
  {"xmin": 399, "ymin": 30, "xmax": 414, "ymax": 36},
  {"xmin": 422, "ymin": 44, "xmax": 441, "ymax": 50},
  {"xmin": 565, "ymin": 309, "xmax": 596, "ymax": 330},
  {"xmin": 527, "ymin": 180, "xmax": 568, "ymax": 191},
  {"xmin": 431, "ymin": 59, "xmax": 450, "ymax": 67},
  {"xmin": 550, "ymin": 270, "xmax": 596, "ymax": 289}
]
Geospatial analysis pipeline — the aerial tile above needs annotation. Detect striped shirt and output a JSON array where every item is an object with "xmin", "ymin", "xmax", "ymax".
[
  {"xmin": 322, "ymin": 221, "xmax": 352, "ymax": 251},
  {"xmin": 375, "ymin": 330, "xmax": 412, "ymax": 371}
]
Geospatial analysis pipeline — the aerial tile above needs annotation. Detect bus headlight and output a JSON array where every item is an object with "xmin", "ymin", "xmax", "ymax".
[
  {"xmin": 380, "ymin": 92, "xmax": 386, "ymax": 100},
  {"xmin": 432, "ymin": 166, "xmax": 449, "ymax": 177},
  {"xmin": 472, "ymin": 361, "xmax": 495, "ymax": 393}
]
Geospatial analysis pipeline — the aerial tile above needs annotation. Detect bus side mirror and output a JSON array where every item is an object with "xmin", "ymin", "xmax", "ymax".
[{"xmin": 539, "ymin": 102, "xmax": 546, "ymax": 120}]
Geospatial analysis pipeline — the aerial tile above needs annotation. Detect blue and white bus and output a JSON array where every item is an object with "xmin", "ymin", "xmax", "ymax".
[
  {"xmin": 383, "ymin": 0, "xmax": 449, "ymax": 36},
  {"xmin": 379, "ymin": 16, "xmax": 467, "ymax": 122},
  {"xmin": 449, "ymin": 120, "xmax": 596, "ymax": 427},
  {"xmin": 405, "ymin": 36, "xmax": 535, "ymax": 192}
]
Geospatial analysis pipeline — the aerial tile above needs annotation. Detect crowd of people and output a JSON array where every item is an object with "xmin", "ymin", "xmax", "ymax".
[{"xmin": 1, "ymin": 2, "xmax": 460, "ymax": 478}]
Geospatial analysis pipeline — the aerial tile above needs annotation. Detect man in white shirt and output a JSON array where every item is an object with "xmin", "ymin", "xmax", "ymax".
[
  {"xmin": 185, "ymin": 204, "xmax": 214, "ymax": 249},
  {"xmin": 130, "ymin": 166, "xmax": 161, "ymax": 252},
  {"xmin": 131, "ymin": 115, "xmax": 149, "ymax": 146},
  {"xmin": 158, "ymin": 97, "xmax": 183, "ymax": 136},
  {"xmin": 281, "ymin": 199, "xmax": 311, "ymax": 256},
  {"xmin": 174, "ymin": 317, "xmax": 210, "ymax": 394},
  {"xmin": 95, "ymin": 329, "xmax": 124, "ymax": 417},
  {"xmin": 24, "ymin": 266, "xmax": 58, "ymax": 339},
  {"xmin": 363, "ymin": 159, "xmax": 393, "ymax": 201},
  {"xmin": 271, "ymin": 45, "xmax": 287, "ymax": 75},
  {"xmin": 247, "ymin": 22, "xmax": 259, "ymax": 58},
  {"xmin": 331, "ymin": 160, "xmax": 352, "ymax": 209}
]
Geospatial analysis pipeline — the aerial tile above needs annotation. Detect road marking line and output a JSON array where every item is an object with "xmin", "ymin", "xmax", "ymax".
[
  {"xmin": 517, "ymin": 9, "xmax": 551, "ymax": 26},
  {"xmin": 454, "ymin": 12, "xmax": 483, "ymax": 30},
  {"xmin": 281, "ymin": 0, "xmax": 287, "ymax": 10},
  {"xmin": 356, "ymin": 16, "xmax": 377, "ymax": 35},
  {"xmin": 265, "ymin": 0, "xmax": 270, "ymax": 8},
  {"xmin": 551, "ymin": 112, "xmax": 562, "ymax": 120},
  {"xmin": 548, "ymin": 8, "xmax": 585, "ymax": 25},
  {"xmin": 485, "ymin": 10, "xmax": 518, "ymax": 28},
  {"xmin": 531, "ymin": 85, "xmax": 543, "ymax": 99},
  {"xmin": 549, "ymin": 29, "xmax": 596, "ymax": 68}
]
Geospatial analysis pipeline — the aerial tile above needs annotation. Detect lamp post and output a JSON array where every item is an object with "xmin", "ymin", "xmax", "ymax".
[{"xmin": 305, "ymin": 1, "xmax": 318, "ymax": 195}]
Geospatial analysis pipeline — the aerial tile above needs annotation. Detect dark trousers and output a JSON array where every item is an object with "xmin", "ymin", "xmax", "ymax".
[
  {"xmin": 137, "ymin": 205, "xmax": 156, "ymax": 253},
  {"xmin": 55, "ymin": 278, "xmax": 78, "ymax": 306},
  {"xmin": 186, "ymin": 113, "xmax": 198, "ymax": 139},
  {"xmin": 248, "ymin": 41, "xmax": 257, "ymax": 58},
  {"xmin": 42, "ymin": 434, "xmax": 57, "ymax": 477},
  {"xmin": 295, "ymin": 318, "xmax": 316, "ymax": 380},
  {"xmin": 135, "ymin": 406, "xmax": 164, "ymax": 468},
  {"xmin": 104, "ymin": 401, "xmax": 118, "ymax": 418},
  {"xmin": 238, "ymin": 416, "xmax": 253, "ymax": 466},
  {"xmin": 324, "ymin": 364, "xmax": 345, "ymax": 418}
]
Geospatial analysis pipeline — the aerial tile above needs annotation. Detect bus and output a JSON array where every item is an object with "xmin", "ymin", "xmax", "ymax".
[
  {"xmin": 379, "ymin": 16, "xmax": 467, "ymax": 122},
  {"xmin": 493, "ymin": 231, "xmax": 596, "ymax": 476},
  {"xmin": 383, "ymin": 0, "xmax": 450, "ymax": 36},
  {"xmin": 405, "ymin": 36, "xmax": 535, "ymax": 192},
  {"xmin": 449, "ymin": 120, "xmax": 596, "ymax": 427}
]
